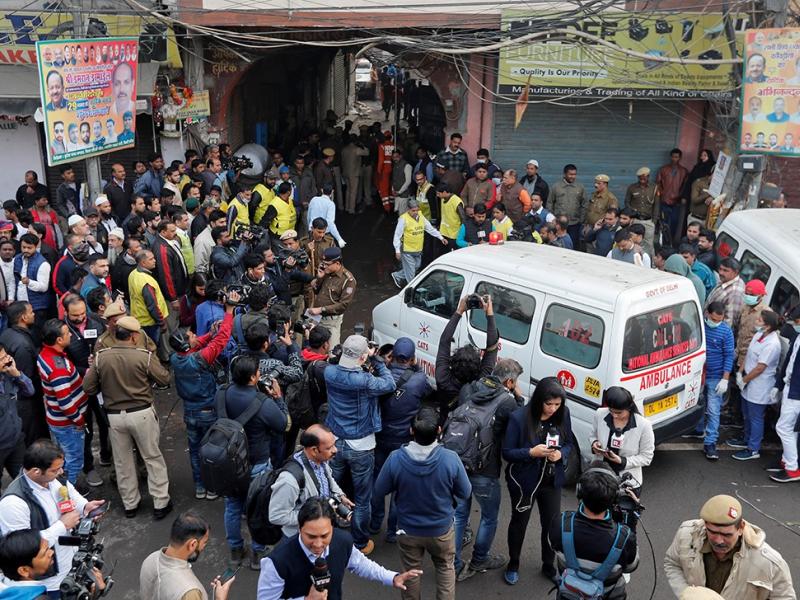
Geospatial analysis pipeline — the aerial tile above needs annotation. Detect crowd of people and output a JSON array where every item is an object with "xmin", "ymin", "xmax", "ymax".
[{"xmin": 0, "ymin": 124, "xmax": 795, "ymax": 600}]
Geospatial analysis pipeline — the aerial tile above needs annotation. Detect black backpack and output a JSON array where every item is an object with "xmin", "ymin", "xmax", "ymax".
[
  {"xmin": 245, "ymin": 459, "xmax": 306, "ymax": 546},
  {"xmin": 284, "ymin": 360, "xmax": 324, "ymax": 430},
  {"xmin": 442, "ymin": 380, "xmax": 504, "ymax": 473},
  {"xmin": 199, "ymin": 387, "xmax": 262, "ymax": 496}
]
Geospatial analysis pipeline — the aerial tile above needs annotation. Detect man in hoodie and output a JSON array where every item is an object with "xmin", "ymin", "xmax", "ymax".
[
  {"xmin": 665, "ymin": 254, "xmax": 706, "ymax": 305},
  {"xmin": 454, "ymin": 359, "xmax": 523, "ymax": 581},
  {"xmin": 679, "ymin": 244, "xmax": 717, "ymax": 298},
  {"xmin": 664, "ymin": 494, "xmax": 794, "ymax": 599},
  {"xmin": 370, "ymin": 338, "xmax": 433, "ymax": 543},
  {"xmin": 374, "ymin": 406, "xmax": 471, "ymax": 600}
]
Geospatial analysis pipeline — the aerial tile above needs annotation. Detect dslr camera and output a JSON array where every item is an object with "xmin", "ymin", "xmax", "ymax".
[
  {"xmin": 328, "ymin": 497, "xmax": 353, "ymax": 526},
  {"xmin": 465, "ymin": 294, "xmax": 489, "ymax": 310},
  {"xmin": 58, "ymin": 518, "xmax": 112, "ymax": 600},
  {"xmin": 276, "ymin": 246, "xmax": 310, "ymax": 269},
  {"xmin": 223, "ymin": 154, "xmax": 254, "ymax": 172},
  {"xmin": 257, "ymin": 369, "xmax": 281, "ymax": 393},
  {"xmin": 214, "ymin": 283, "xmax": 250, "ymax": 306}
]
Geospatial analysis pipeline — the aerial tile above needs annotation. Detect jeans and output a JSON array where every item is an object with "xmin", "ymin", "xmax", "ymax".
[
  {"xmin": 50, "ymin": 425, "xmax": 85, "ymax": 484},
  {"xmin": 700, "ymin": 379, "xmax": 723, "ymax": 446},
  {"xmin": 567, "ymin": 223, "xmax": 581, "ymax": 251},
  {"xmin": 224, "ymin": 462, "xmax": 269, "ymax": 551},
  {"xmin": 660, "ymin": 204, "xmax": 682, "ymax": 245},
  {"xmin": 741, "ymin": 399, "xmax": 768, "ymax": 453},
  {"xmin": 143, "ymin": 324, "xmax": 161, "ymax": 346},
  {"xmin": 370, "ymin": 439, "xmax": 402, "ymax": 535},
  {"xmin": 506, "ymin": 481, "xmax": 561, "ymax": 572},
  {"xmin": 393, "ymin": 251, "xmax": 422, "ymax": 285},
  {"xmin": 454, "ymin": 474, "xmax": 501, "ymax": 571},
  {"xmin": 184, "ymin": 408, "xmax": 217, "ymax": 489},
  {"xmin": 330, "ymin": 440, "xmax": 374, "ymax": 548}
]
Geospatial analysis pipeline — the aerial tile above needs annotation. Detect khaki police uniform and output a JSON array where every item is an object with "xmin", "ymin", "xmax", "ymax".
[
  {"xmin": 312, "ymin": 267, "xmax": 356, "ymax": 348},
  {"xmin": 624, "ymin": 172, "xmax": 659, "ymax": 257}
]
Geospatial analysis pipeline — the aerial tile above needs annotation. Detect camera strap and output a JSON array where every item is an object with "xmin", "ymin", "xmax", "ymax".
[{"xmin": 299, "ymin": 454, "xmax": 324, "ymax": 495}]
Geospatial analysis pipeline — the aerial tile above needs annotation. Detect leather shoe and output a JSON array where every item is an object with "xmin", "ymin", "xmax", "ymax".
[
  {"xmin": 153, "ymin": 501, "xmax": 174, "ymax": 520},
  {"xmin": 124, "ymin": 504, "xmax": 139, "ymax": 518}
]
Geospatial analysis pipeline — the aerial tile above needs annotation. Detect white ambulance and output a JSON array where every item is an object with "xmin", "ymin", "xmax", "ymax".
[{"xmin": 371, "ymin": 242, "xmax": 707, "ymax": 460}]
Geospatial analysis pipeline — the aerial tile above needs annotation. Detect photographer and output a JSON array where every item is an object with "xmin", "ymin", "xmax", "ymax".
[
  {"xmin": 299, "ymin": 325, "xmax": 332, "ymax": 420},
  {"xmin": 277, "ymin": 231, "xmax": 313, "ymax": 331},
  {"xmin": 241, "ymin": 322, "xmax": 304, "ymax": 386},
  {"xmin": 170, "ymin": 289, "xmax": 239, "ymax": 501},
  {"xmin": 435, "ymin": 294, "xmax": 498, "ymax": 420},
  {"xmin": 548, "ymin": 464, "xmax": 638, "ymax": 600},
  {"xmin": 220, "ymin": 355, "xmax": 288, "ymax": 570},
  {"xmin": 209, "ymin": 226, "xmax": 252, "ymax": 284},
  {"xmin": 0, "ymin": 440, "xmax": 106, "ymax": 595},
  {"xmin": 590, "ymin": 387, "xmax": 654, "ymax": 532},
  {"xmin": 230, "ymin": 284, "xmax": 272, "ymax": 354},
  {"xmin": 0, "ymin": 344, "xmax": 33, "ymax": 492}
]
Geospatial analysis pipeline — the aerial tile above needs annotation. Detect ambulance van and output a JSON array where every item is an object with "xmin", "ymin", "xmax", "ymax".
[{"xmin": 371, "ymin": 242, "xmax": 707, "ymax": 461}]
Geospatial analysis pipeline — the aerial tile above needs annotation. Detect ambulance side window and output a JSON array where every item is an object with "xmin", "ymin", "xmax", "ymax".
[
  {"xmin": 714, "ymin": 232, "xmax": 739, "ymax": 261},
  {"xmin": 469, "ymin": 282, "xmax": 535, "ymax": 344},
  {"xmin": 540, "ymin": 304, "xmax": 605, "ymax": 368},
  {"xmin": 770, "ymin": 277, "xmax": 799, "ymax": 317},
  {"xmin": 739, "ymin": 250, "xmax": 771, "ymax": 285},
  {"xmin": 410, "ymin": 270, "xmax": 465, "ymax": 318}
]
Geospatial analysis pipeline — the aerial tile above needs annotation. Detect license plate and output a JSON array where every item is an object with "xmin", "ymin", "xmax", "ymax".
[{"xmin": 644, "ymin": 393, "xmax": 678, "ymax": 417}]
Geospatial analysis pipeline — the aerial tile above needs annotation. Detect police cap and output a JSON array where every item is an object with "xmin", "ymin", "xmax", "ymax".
[
  {"xmin": 322, "ymin": 247, "xmax": 342, "ymax": 262},
  {"xmin": 595, "ymin": 174, "xmax": 610, "ymax": 183},
  {"xmin": 699, "ymin": 494, "xmax": 742, "ymax": 525}
]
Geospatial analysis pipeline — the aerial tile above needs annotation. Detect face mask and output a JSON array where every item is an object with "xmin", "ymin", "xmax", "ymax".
[
  {"xmin": 754, "ymin": 326, "xmax": 764, "ymax": 333},
  {"xmin": 492, "ymin": 177, "xmax": 501, "ymax": 186},
  {"xmin": 743, "ymin": 294, "xmax": 760, "ymax": 306},
  {"xmin": 477, "ymin": 158, "xmax": 486, "ymax": 164},
  {"xmin": 794, "ymin": 324, "xmax": 800, "ymax": 333},
  {"xmin": 705, "ymin": 318, "xmax": 721, "ymax": 328}
]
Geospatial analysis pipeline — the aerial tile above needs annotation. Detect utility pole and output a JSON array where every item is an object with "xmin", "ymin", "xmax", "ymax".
[{"xmin": 72, "ymin": 0, "xmax": 103, "ymax": 204}]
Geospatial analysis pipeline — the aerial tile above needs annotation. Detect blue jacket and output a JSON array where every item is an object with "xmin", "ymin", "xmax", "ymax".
[
  {"xmin": 377, "ymin": 364, "xmax": 433, "ymax": 446},
  {"xmin": 133, "ymin": 168, "xmax": 163, "ymax": 199},
  {"xmin": 586, "ymin": 225, "xmax": 618, "ymax": 257},
  {"xmin": 374, "ymin": 442, "xmax": 471, "ymax": 536},
  {"xmin": 325, "ymin": 359, "xmax": 396, "ymax": 440},
  {"xmin": 704, "ymin": 321, "xmax": 734, "ymax": 380},
  {"xmin": 776, "ymin": 334, "xmax": 800, "ymax": 400},
  {"xmin": 171, "ymin": 352, "xmax": 217, "ymax": 410},
  {"xmin": 13, "ymin": 252, "xmax": 51, "ymax": 311},
  {"xmin": 502, "ymin": 405, "xmax": 574, "ymax": 493}
]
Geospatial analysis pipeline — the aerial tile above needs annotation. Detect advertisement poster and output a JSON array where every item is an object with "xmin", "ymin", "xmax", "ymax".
[
  {"xmin": 739, "ymin": 28, "xmax": 800, "ymax": 156},
  {"xmin": 499, "ymin": 11, "xmax": 746, "ymax": 99},
  {"xmin": 36, "ymin": 37, "xmax": 138, "ymax": 166}
]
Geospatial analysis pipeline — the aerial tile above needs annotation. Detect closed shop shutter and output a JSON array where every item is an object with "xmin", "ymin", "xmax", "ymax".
[
  {"xmin": 492, "ymin": 100, "xmax": 684, "ymax": 201},
  {"xmin": 42, "ymin": 113, "xmax": 159, "ymax": 202},
  {"xmin": 333, "ymin": 51, "xmax": 347, "ymax": 117}
]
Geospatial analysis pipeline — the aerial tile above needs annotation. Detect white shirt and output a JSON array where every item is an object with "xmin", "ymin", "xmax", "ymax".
[
  {"xmin": 307, "ymin": 194, "xmax": 345, "ymax": 246},
  {"xmin": 531, "ymin": 206, "xmax": 555, "ymax": 223},
  {"xmin": 0, "ymin": 260, "xmax": 15, "ymax": 301},
  {"xmin": 0, "ymin": 474, "xmax": 88, "ymax": 591},
  {"xmin": 257, "ymin": 535, "xmax": 396, "ymax": 600},
  {"xmin": 15, "ymin": 255, "xmax": 51, "ymax": 301},
  {"xmin": 392, "ymin": 213, "xmax": 443, "ymax": 253},
  {"xmin": 743, "ymin": 330, "xmax": 782, "ymax": 404}
]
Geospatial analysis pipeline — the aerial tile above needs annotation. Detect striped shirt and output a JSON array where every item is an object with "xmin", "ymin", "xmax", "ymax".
[{"xmin": 37, "ymin": 345, "xmax": 87, "ymax": 428}]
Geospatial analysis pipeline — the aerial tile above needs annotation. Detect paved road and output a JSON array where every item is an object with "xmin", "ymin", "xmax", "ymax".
[{"xmin": 53, "ymin": 207, "xmax": 800, "ymax": 598}]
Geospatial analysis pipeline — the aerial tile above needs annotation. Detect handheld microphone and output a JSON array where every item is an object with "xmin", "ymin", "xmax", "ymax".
[
  {"xmin": 310, "ymin": 557, "xmax": 331, "ymax": 592},
  {"xmin": 610, "ymin": 428, "xmax": 625, "ymax": 451},
  {"xmin": 57, "ymin": 485, "xmax": 75, "ymax": 515},
  {"xmin": 545, "ymin": 426, "xmax": 560, "ymax": 449}
]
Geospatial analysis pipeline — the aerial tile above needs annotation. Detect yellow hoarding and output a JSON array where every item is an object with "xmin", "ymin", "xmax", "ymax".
[{"xmin": 499, "ymin": 11, "xmax": 745, "ymax": 99}]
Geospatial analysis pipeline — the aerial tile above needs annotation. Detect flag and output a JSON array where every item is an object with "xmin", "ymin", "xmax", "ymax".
[{"xmin": 514, "ymin": 73, "xmax": 532, "ymax": 129}]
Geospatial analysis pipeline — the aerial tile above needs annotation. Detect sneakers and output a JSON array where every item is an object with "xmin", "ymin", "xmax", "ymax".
[
  {"xmin": 390, "ymin": 272, "xmax": 404, "ymax": 289},
  {"xmin": 84, "ymin": 469, "xmax": 103, "ymax": 487},
  {"xmin": 206, "ymin": 491, "xmax": 219, "ymax": 501},
  {"xmin": 250, "ymin": 549, "xmax": 268, "ymax": 571},
  {"xmin": 461, "ymin": 525, "xmax": 474, "ymax": 547},
  {"xmin": 704, "ymin": 444, "xmax": 719, "ymax": 460},
  {"xmin": 358, "ymin": 540, "xmax": 375, "ymax": 556},
  {"xmin": 770, "ymin": 468, "xmax": 800, "ymax": 483},
  {"xmin": 765, "ymin": 459, "xmax": 785, "ymax": 473},
  {"xmin": 195, "ymin": 488, "xmax": 206, "ymax": 500},
  {"xmin": 470, "ymin": 554, "xmax": 508, "ymax": 573},
  {"xmin": 732, "ymin": 449, "xmax": 760, "ymax": 461},
  {"xmin": 230, "ymin": 547, "xmax": 245, "ymax": 567},
  {"xmin": 503, "ymin": 570, "xmax": 519, "ymax": 585},
  {"xmin": 726, "ymin": 438, "xmax": 748, "ymax": 449},
  {"xmin": 681, "ymin": 431, "xmax": 705, "ymax": 440},
  {"xmin": 456, "ymin": 563, "xmax": 475, "ymax": 582},
  {"xmin": 152, "ymin": 381, "xmax": 170, "ymax": 391}
]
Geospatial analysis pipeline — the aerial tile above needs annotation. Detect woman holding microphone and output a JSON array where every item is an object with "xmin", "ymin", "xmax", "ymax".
[{"xmin": 589, "ymin": 386, "xmax": 655, "ymax": 531}]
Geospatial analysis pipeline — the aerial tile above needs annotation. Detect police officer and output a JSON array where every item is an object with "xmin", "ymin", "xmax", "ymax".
[
  {"xmin": 584, "ymin": 174, "xmax": 619, "ymax": 237},
  {"xmin": 307, "ymin": 247, "xmax": 356, "ymax": 348},
  {"xmin": 82, "ymin": 316, "xmax": 173, "ymax": 520},
  {"xmin": 624, "ymin": 167, "xmax": 659, "ymax": 257},
  {"xmin": 300, "ymin": 217, "xmax": 336, "ymax": 309},
  {"xmin": 664, "ymin": 494, "xmax": 795, "ymax": 599}
]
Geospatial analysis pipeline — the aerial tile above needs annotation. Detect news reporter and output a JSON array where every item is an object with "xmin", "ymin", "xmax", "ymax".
[
  {"xmin": 501, "ymin": 376, "xmax": 573, "ymax": 586},
  {"xmin": 590, "ymin": 386, "xmax": 654, "ymax": 530},
  {"xmin": 257, "ymin": 498, "xmax": 421, "ymax": 600},
  {"xmin": 0, "ymin": 439, "xmax": 106, "ymax": 595}
]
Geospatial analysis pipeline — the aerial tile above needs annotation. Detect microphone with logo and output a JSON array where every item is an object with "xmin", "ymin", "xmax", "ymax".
[
  {"xmin": 544, "ymin": 426, "xmax": 561, "ymax": 475},
  {"xmin": 58, "ymin": 482, "xmax": 76, "ymax": 516},
  {"xmin": 310, "ymin": 557, "xmax": 331, "ymax": 593}
]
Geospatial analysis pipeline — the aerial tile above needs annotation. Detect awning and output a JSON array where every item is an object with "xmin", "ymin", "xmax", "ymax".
[{"xmin": 0, "ymin": 62, "xmax": 161, "ymax": 117}]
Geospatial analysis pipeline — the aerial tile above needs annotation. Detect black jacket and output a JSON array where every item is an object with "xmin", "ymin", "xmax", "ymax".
[
  {"xmin": 103, "ymin": 180, "xmax": 132, "ymax": 222},
  {"xmin": 65, "ymin": 314, "xmax": 106, "ymax": 376},
  {"xmin": 0, "ymin": 325, "xmax": 40, "ymax": 391},
  {"xmin": 111, "ymin": 254, "xmax": 137, "ymax": 299},
  {"xmin": 152, "ymin": 235, "xmax": 189, "ymax": 301}
]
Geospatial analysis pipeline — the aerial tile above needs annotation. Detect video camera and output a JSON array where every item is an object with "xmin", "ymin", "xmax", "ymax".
[
  {"xmin": 612, "ymin": 472, "xmax": 644, "ymax": 526},
  {"xmin": 275, "ymin": 246, "xmax": 310, "ymax": 270},
  {"xmin": 236, "ymin": 223, "xmax": 268, "ymax": 243},
  {"xmin": 58, "ymin": 518, "xmax": 112, "ymax": 600},
  {"xmin": 222, "ymin": 154, "xmax": 254, "ymax": 172},
  {"xmin": 507, "ymin": 214, "xmax": 541, "ymax": 242},
  {"xmin": 213, "ymin": 283, "xmax": 251, "ymax": 306}
]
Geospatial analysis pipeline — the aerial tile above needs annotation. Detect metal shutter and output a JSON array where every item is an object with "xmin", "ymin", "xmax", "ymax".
[{"xmin": 492, "ymin": 100, "xmax": 683, "ymax": 200}]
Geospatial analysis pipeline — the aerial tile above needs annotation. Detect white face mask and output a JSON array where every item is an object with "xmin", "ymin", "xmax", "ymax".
[{"xmin": 492, "ymin": 177, "xmax": 501, "ymax": 186}]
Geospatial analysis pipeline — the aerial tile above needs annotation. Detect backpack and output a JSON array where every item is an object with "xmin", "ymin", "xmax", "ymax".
[
  {"xmin": 557, "ymin": 511, "xmax": 630, "ymax": 600},
  {"xmin": 198, "ymin": 387, "xmax": 262, "ymax": 496},
  {"xmin": 441, "ymin": 381, "xmax": 504, "ymax": 473},
  {"xmin": 245, "ymin": 458, "xmax": 306, "ymax": 546},
  {"xmin": 284, "ymin": 361, "xmax": 323, "ymax": 430}
]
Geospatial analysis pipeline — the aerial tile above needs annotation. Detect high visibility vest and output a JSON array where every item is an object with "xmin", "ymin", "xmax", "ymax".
[
  {"xmin": 268, "ymin": 196, "xmax": 297, "ymax": 236},
  {"xmin": 252, "ymin": 184, "xmax": 275, "ymax": 224},
  {"xmin": 227, "ymin": 196, "xmax": 250, "ymax": 237},
  {"xmin": 416, "ymin": 181, "xmax": 433, "ymax": 221},
  {"xmin": 400, "ymin": 212, "xmax": 425, "ymax": 253},
  {"xmin": 128, "ymin": 268, "xmax": 168, "ymax": 327},
  {"xmin": 440, "ymin": 194, "xmax": 463, "ymax": 239}
]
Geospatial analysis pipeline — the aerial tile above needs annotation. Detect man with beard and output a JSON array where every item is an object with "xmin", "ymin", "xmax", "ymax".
[
  {"xmin": 51, "ymin": 121, "xmax": 66, "ymax": 155},
  {"xmin": 79, "ymin": 122, "xmax": 91, "ymax": 148},
  {"xmin": 140, "ymin": 511, "xmax": 235, "ymax": 600},
  {"xmin": 209, "ymin": 227, "xmax": 251, "ymax": 284},
  {"xmin": 111, "ymin": 237, "xmax": 142, "ymax": 299},
  {"xmin": 66, "ymin": 123, "xmax": 81, "ymax": 151},
  {"xmin": 16, "ymin": 171, "xmax": 49, "ymax": 211}
]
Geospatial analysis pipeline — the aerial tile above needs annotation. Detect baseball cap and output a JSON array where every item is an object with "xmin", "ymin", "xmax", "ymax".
[
  {"xmin": 95, "ymin": 194, "xmax": 110, "ymax": 206},
  {"xmin": 527, "ymin": 159, "xmax": 539, "ymax": 168},
  {"xmin": 278, "ymin": 165, "xmax": 290, "ymax": 174},
  {"xmin": 116, "ymin": 315, "xmax": 142, "ymax": 332},
  {"xmin": 67, "ymin": 215, "xmax": 85, "ymax": 228},
  {"xmin": 699, "ymin": 494, "xmax": 742, "ymax": 525},
  {"xmin": 84, "ymin": 207, "xmax": 98, "ymax": 217},
  {"xmin": 104, "ymin": 302, "xmax": 126, "ymax": 318},
  {"xmin": 339, "ymin": 335, "xmax": 369, "ymax": 369},
  {"xmin": 322, "ymin": 246, "xmax": 342, "ymax": 262},
  {"xmin": 745, "ymin": 279, "xmax": 767, "ymax": 295},
  {"xmin": 279, "ymin": 229, "xmax": 298, "ymax": 241},
  {"xmin": 392, "ymin": 337, "xmax": 415, "ymax": 361}
]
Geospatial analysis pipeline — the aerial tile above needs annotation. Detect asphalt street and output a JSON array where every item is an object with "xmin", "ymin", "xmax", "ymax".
[{"xmin": 13, "ymin": 207, "xmax": 800, "ymax": 599}]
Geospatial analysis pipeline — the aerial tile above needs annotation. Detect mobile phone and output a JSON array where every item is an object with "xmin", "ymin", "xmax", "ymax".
[
  {"xmin": 547, "ymin": 445, "xmax": 561, "ymax": 451},
  {"xmin": 219, "ymin": 566, "xmax": 240, "ymax": 585},
  {"xmin": 87, "ymin": 501, "xmax": 109, "ymax": 518}
]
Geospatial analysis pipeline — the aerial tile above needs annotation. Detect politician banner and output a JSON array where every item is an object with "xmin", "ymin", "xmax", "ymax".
[
  {"xmin": 36, "ymin": 37, "xmax": 138, "ymax": 166},
  {"xmin": 739, "ymin": 28, "xmax": 800, "ymax": 156},
  {"xmin": 499, "ymin": 11, "xmax": 746, "ymax": 99}
]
